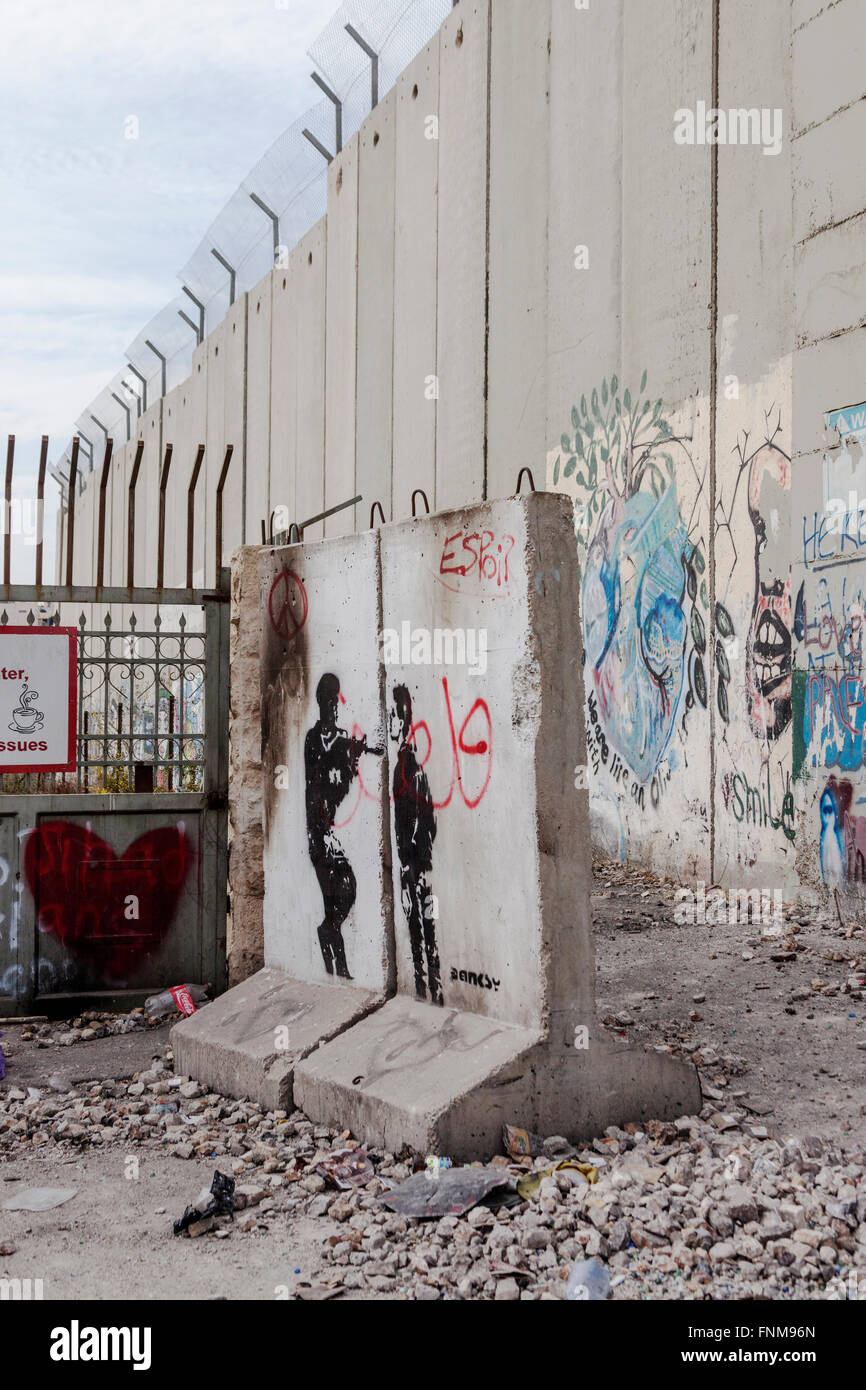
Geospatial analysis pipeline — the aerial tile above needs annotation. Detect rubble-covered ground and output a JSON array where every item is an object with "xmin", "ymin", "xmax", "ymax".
[{"xmin": 1, "ymin": 855, "xmax": 864, "ymax": 1301}]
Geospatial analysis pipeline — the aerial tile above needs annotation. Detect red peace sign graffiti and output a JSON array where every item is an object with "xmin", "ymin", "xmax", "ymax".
[{"xmin": 268, "ymin": 570, "xmax": 309, "ymax": 641}]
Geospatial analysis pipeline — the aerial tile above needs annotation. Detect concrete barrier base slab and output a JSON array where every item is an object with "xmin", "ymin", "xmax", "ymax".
[
  {"xmin": 294, "ymin": 998, "xmax": 702, "ymax": 1161},
  {"xmin": 294, "ymin": 996, "xmax": 543, "ymax": 1159},
  {"xmin": 171, "ymin": 967, "xmax": 386, "ymax": 1113}
]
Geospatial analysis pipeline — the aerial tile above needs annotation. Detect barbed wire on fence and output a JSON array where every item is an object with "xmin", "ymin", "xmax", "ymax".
[{"xmin": 55, "ymin": 0, "xmax": 453, "ymax": 486}]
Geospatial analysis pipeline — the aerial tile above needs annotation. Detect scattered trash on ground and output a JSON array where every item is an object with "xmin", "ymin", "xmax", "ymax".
[
  {"xmin": 379, "ymin": 1166, "xmax": 515, "ymax": 1219},
  {"xmin": 316, "ymin": 1151, "xmax": 376, "ymax": 1190},
  {"xmin": 173, "ymin": 1170, "xmax": 235, "ymax": 1237},
  {"xmin": 145, "ymin": 984, "xmax": 209, "ymax": 1021},
  {"xmin": 503, "ymin": 1126, "xmax": 545, "ymax": 1159},
  {"xmin": 2, "ymin": 1187, "xmax": 77, "ymax": 1212},
  {"xmin": 516, "ymin": 1161, "xmax": 598, "ymax": 1202},
  {"xmin": 565, "ymin": 1258, "xmax": 611, "ymax": 1301}
]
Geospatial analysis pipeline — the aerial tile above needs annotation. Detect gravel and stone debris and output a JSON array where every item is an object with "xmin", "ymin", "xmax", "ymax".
[{"xmin": 1, "ymin": 1038, "xmax": 863, "ymax": 1300}]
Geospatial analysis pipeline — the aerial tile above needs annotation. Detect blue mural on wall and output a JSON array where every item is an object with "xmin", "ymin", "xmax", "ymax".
[{"xmin": 554, "ymin": 374, "xmax": 708, "ymax": 789}]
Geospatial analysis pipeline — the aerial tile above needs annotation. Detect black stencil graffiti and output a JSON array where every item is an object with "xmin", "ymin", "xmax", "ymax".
[
  {"xmin": 305, "ymin": 674, "xmax": 382, "ymax": 979},
  {"xmin": 390, "ymin": 685, "xmax": 443, "ymax": 1007}
]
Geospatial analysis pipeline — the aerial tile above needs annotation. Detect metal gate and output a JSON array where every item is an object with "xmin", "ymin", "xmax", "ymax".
[{"xmin": 0, "ymin": 578, "xmax": 229, "ymax": 1015}]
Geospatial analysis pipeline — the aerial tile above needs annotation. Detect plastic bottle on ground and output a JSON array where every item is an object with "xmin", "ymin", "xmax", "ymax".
[{"xmin": 565, "ymin": 1258, "xmax": 611, "ymax": 1301}]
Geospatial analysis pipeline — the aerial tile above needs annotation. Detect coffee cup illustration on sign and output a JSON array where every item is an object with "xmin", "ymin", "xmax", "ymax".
[{"xmin": 9, "ymin": 684, "xmax": 45, "ymax": 734}]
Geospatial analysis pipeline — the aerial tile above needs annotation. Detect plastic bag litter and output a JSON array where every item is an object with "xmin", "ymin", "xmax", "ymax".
[
  {"xmin": 379, "ymin": 1166, "xmax": 516, "ymax": 1219},
  {"xmin": 173, "ymin": 1169, "xmax": 235, "ymax": 1236},
  {"xmin": 503, "ymin": 1125, "xmax": 545, "ymax": 1159},
  {"xmin": 565, "ymin": 1258, "xmax": 611, "ymax": 1301},
  {"xmin": 316, "ymin": 1152, "xmax": 376, "ymax": 1190},
  {"xmin": 516, "ymin": 1161, "xmax": 597, "ymax": 1202},
  {"xmin": 2, "ymin": 1187, "xmax": 77, "ymax": 1212}
]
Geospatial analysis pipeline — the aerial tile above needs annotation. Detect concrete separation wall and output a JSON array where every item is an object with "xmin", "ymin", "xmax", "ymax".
[
  {"xmin": 64, "ymin": 0, "xmax": 866, "ymax": 912},
  {"xmin": 176, "ymin": 494, "xmax": 700, "ymax": 1155}
]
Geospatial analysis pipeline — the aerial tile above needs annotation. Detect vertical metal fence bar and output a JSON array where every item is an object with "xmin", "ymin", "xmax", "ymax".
[
  {"xmin": 77, "ymin": 617, "xmax": 85, "ymax": 790},
  {"xmin": 35, "ymin": 435, "xmax": 48, "ymax": 587},
  {"xmin": 66, "ymin": 439, "xmax": 80, "ymax": 587},
  {"xmin": 3, "ymin": 435, "xmax": 13, "ymax": 587},
  {"xmin": 127, "ymin": 626, "xmax": 135, "ymax": 791},
  {"xmin": 102, "ymin": 613, "xmax": 110, "ymax": 789}
]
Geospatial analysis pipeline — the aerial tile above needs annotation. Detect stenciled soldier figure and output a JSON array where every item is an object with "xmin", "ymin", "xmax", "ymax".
[
  {"xmin": 389, "ymin": 684, "xmax": 442, "ymax": 1006},
  {"xmin": 305, "ymin": 673, "xmax": 382, "ymax": 979}
]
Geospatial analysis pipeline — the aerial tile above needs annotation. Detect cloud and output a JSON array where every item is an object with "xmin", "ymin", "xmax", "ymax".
[{"xmin": 0, "ymin": 0, "xmax": 335, "ymax": 466}]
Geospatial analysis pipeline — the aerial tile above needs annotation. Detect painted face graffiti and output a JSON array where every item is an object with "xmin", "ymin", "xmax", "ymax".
[{"xmin": 746, "ymin": 444, "xmax": 792, "ymax": 741}]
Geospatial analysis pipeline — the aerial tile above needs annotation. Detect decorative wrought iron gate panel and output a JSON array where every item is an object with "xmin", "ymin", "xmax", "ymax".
[{"xmin": 0, "ymin": 581, "xmax": 229, "ymax": 1015}]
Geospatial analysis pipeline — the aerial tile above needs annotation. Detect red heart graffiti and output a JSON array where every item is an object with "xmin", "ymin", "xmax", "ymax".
[{"xmin": 23, "ymin": 822, "xmax": 194, "ymax": 983}]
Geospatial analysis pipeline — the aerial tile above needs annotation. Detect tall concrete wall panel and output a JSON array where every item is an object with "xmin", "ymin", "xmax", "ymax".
[
  {"xmin": 246, "ymin": 271, "xmax": 273, "ymax": 548},
  {"xmin": 393, "ymin": 39, "xmax": 440, "ymax": 523},
  {"xmin": 380, "ymin": 501, "xmax": 546, "ymax": 1029},
  {"xmin": 486, "ymin": 0, "xmax": 550, "ymax": 504},
  {"xmin": 162, "ymin": 385, "xmax": 190, "ymax": 589},
  {"xmin": 712, "ymin": 0, "xmax": 795, "ymax": 886},
  {"xmin": 292, "ymin": 223, "xmax": 327, "ymax": 540},
  {"xmin": 545, "ymin": 0, "xmax": 623, "ymax": 444},
  {"xmin": 435, "ymin": 0, "xmax": 489, "ymax": 513},
  {"xmin": 355, "ymin": 90, "xmax": 396, "ymax": 534},
  {"xmin": 222, "ymin": 294, "xmax": 248, "ymax": 558},
  {"xmin": 324, "ymin": 138, "xmax": 360, "ymax": 539},
  {"xmin": 167, "ymin": 346, "xmax": 208, "ymax": 588},
  {"xmin": 134, "ymin": 404, "xmax": 162, "ymax": 590},
  {"xmin": 270, "ymin": 248, "xmax": 299, "ymax": 537},
  {"xmin": 203, "ymin": 327, "xmax": 225, "ymax": 589},
  {"xmin": 260, "ymin": 536, "xmax": 392, "ymax": 992}
]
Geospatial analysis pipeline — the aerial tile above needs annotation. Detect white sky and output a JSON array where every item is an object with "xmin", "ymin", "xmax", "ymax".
[{"xmin": 0, "ymin": 0, "xmax": 334, "ymax": 580}]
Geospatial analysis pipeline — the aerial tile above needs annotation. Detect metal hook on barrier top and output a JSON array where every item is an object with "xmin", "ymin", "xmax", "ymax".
[
  {"xmin": 411, "ymin": 490, "xmax": 430, "ymax": 518},
  {"xmin": 370, "ymin": 501, "xmax": 386, "ymax": 529},
  {"xmin": 516, "ymin": 468, "xmax": 537, "ymax": 496},
  {"xmin": 287, "ymin": 524, "xmax": 302, "ymax": 545}
]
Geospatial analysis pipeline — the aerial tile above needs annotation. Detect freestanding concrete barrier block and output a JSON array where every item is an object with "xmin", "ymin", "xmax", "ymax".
[
  {"xmin": 294, "ymin": 494, "xmax": 701, "ymax": 1157},
  {"xmin": 174, "ymin": 536, "xmax": 393, "ymax": 1109}
]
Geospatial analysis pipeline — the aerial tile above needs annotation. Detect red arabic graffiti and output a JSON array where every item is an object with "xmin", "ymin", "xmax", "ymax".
[
  {"xmin": 23, "ymin": 822, "xmax": 194, "ymax": 982},
  {"xmin": 335, "ymin": 677, "xmax": 493, "ymax": 827}
]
